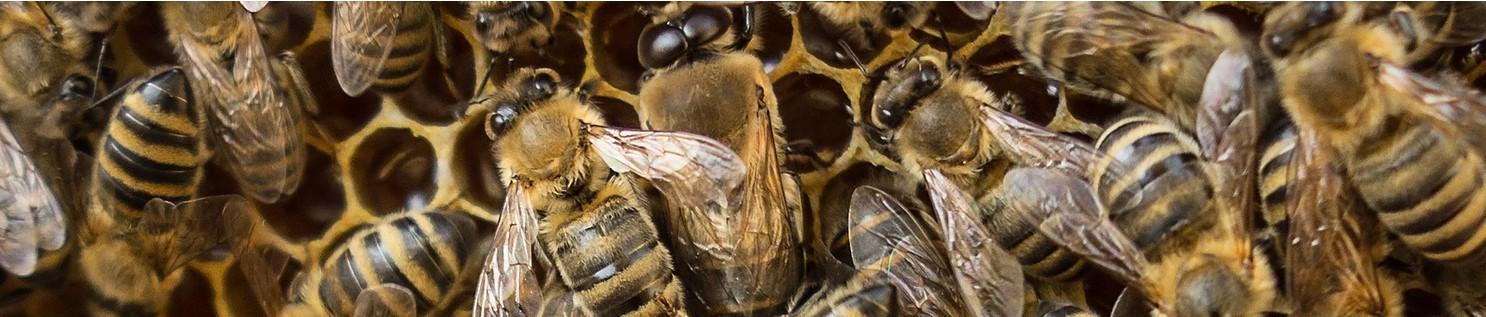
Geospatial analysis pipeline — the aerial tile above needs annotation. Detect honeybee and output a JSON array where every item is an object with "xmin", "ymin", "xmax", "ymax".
[
  {"xmin": 81, "ymin": 195, "xmax": 254, "ymax": 317},
  {"xmin": 997, "ymin": 2, "xmax": 1250, "ymax": 131},
  {"xmin": 788, "ymin": 282, "xmax": 897, "ymax": 317},
  {"xmin": 835, "ymin": 186, "xmax": 966, "ymax": 316},
  {"xmin": 162, "ymin": 2, "xmax": 305, "ymax": 204},
  {"xmin": 635, "ymin": 3, "xmax": 805, "ymax": 315},
  {"xmin": 1282, "ymin": 130, "xmax": 1404, "ymax": 317},
  {"xmin": 331, "ymin": 2, "xmax": 447, "ymax": 97},
  {"xmin": 479, "ymin": 68, "xmax": 748, "ymax": 316},
  {"xmin": 87, "ymin": 69, "xmax": 206, "ymax": 229},
  {"xmin": 924, "ymin": 169, "xmax": 1026, "ymax": 317},
  {"xmin": 1089, "ymin": 113, "xmax": 1214, "ymax": 257},
  {"xmin": 468, "ymin": 2, "xmax": 558, "ymax": 56},
  {"xmin": 1264, "ymin": 3, "xmax": 1486, "ymax": 312},
  {"xmin": 279, "ymin": 209, "xmax": 481, "ymax": 317}
]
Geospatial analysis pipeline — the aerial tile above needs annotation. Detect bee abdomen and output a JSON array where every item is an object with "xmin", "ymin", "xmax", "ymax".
[
  {"xmin": 317, "ymin": 211, "xmax": 478, "ymax": 315},
  {"xmin": 1094, "ymin": 115, "xmax": 1211, "ymax": 250},
  {"xmin": 549, "ymin": 198, "xmax": 685, "ymax": 317},
  {"xmin": 984, "ymin": 202, "xmax": 1088, "ymax": 282},
  {"xmin": 94, "ymin": 69, "xmax": 203, "ymax": 217},
  {"xmin": 370, "ymin": 4, "xmax": 435, "ymax": 94},
  {"xmin": 795, "ymin": 284, "xmax": 897, "ymax": 317},
  {"xmin": 1258, "ymin": 121, "xmax": 1298, "ymax": 227},
  {"xmin": 1350, "ymin": 121, "xmax": 1486, "ymax": 263}
]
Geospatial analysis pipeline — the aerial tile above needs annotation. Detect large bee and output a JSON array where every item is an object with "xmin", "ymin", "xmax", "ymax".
[
  {"xmin": 634, "ymin": 3, "xmax": 805, "ymax": 315},
  {"xmin": 1263, "ymin": 2, "xmax": 1486, "ymax": 313},
  {"xmin": 863, "ymin": 53, "xmax": 1091, "ymax": 305},
  {"xmin": 277, "ymin": 209, "xmax": 481, "ymax": 317},
  {"xmin": 468, "ymin": 1, "xmax": 558, "ymax": 56},
  {"xmin": 161, "ymin": 2, "xmax": 305, "ymax": 204},
  {"xmin": 476, "ymin": 68, "xmax": 743, "ymax": 316},
  {"xmin": 331, "ymin": 2, "xmax": 447, "ymax": 97},
  {"xmin": 997, "ymin": 2, "xmax": 1249, "ymax": 131}
]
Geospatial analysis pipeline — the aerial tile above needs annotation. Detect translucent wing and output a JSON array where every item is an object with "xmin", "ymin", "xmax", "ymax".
[
  {"xmin": 954, "ymin": 2, "xmax": 996, "ymax": 20},
  {"xmin": 355, "ymin": 284, "xmax": 418, "ymax": 317},
  {"xmin": 978, "ymin": 106, "xmax": 1121, "ymax": 180},
  {"xmin": 0, "ymin": 118, "xmax": 63, "ymax": 276},
  {"xmin": 584, "ymin": 124, "xmax": 745, "ymax": 211},
  {"xmin": 473, "ymin": 184, "xmax": 541, "ymax": 317},
  {"xmin": 238, "ymin": 245, "xmax": 291, "ymax": 317},
  {"xmin": 332, "ymin": 2, "xmax": 402, "ymax": 96},
  {"xmin": 240, "ymin": 1, "xmax": 268, "ymax": 13},
  {"xmin": 1376, "ymin": 61, "xmax": 1486, "ymax": 154},
  {"xmin": 215, "ymin": 8, "xmax": 305, "ymax": 204},
  {"xmin": 924, "ymin": 169, "xmax": 1024, "ymax": 317},
  {"xmin": 1000, "ymin": 2, "xmax": 1223, "ymax": 118},
  {"xmin": 848, "ymin": 186, "xmax": 966, "ymax": 316},
  {"xmin": 999, "ymin": 168, "xmax": 1152, "ymax": 294},
  {"xmin": 129, "ymin": 195, "xmax": 255, "ymax": 277},
  {"xmin": 274, "ymin": 51, "xmax": 320, "ymax": 115},
  {"xmin": 1194, "ymin": 49, "xmax": 1262, "ymax": 238}
]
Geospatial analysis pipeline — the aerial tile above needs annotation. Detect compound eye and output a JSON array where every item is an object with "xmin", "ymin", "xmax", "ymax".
[
  {"xmin": 486, "ymin": 103, "xmax": 521, "ymax": 138},
  {"xmin": 638, "ymin": 25, "xmax": 687, "ymax": 69},
  {"xmin": 681, "ymin": 6, "xmax": 729, "ymax": 46},
  {"xmin": 527, "ymin": 73, "xmax": 556, "ymax": 100},
  {"xmin": 58, "ymin": 74, "xmax": 94, "ymax": 102},
  {"xmin": 883, "ymin": 3, "xmax": 912, "ymax": 28},
  {"xmin": 875, "ymin": 103, "xmax": 906, "ymax": 129},
  {"xmin": 914, "ymin": 67, "xmax": 942, "ymax": 96}
]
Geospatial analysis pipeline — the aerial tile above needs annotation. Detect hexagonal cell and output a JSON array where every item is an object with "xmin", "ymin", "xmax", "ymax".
[
  {"xmin": 589, "ymin": 3, "xmax": 656, "ymax": 94},
  {"xmin": 749, "ymin": 4, "xmax": 794, "ymax": 74},
  {"xmin": 349, "ymin": 128, "xmax": 438, "ymax": 216},
  {"xmin": 297, "ymin": 41, "xmax": 382, "ymax": 141},
  {"xmin": 254, "ymin": 148, "xmax": 346, "ymax": 243},
  {"xmin": 591, "ymin": 96, "xmax": 641, "ymax": 129},
  {"xmin": 167, "ymin": 269, "xmax": 215, "ymax": 317},
  {"xmin": 451, "ymin": 115, "xmax": 506, "ymax": 213},
  {"xmin": 774, "ymin": 73, "xmax": 853, "ymax": 174},
  {"xmin": 797, "ymin": 5, "xmax": 891, "ymax": 69},
  {"xmin": 389, "ymin": 50, "xmax": 469, "ymax": 125},
  {"xmin": 223, "ymin": 247, "xmax": 302, "ymax": 317},
  {"xmin": 442, "ymin": 19, "xmax": 479, "ymax": 101}
]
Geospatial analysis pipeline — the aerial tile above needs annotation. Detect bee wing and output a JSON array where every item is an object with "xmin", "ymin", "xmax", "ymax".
[
  {"xmin": 332, "ymin": 2, "xmax": 402, "ymax": 96},
  {"xmin": 977, "ymin": 105, "xmax": 1123, "ymax": 181},
  {"xmin": 1284, "ymin": 130, "xmax": 1396, "ymax": 314},
  {"xmin": 240, "ymin": 1, "xmax": 268, "ymax": 13},
  {"xmin": 1195, "ymin": 49, "xmax": 1262, "ymax": 237},
  {"xmin": 274, "ymin": 51, "xmax": 320, "ymax": 115},
  {"xmin": 954, "ymin": 2, "xmax": 996, "ymax": 20},
  {"xmin": 215, "ymin": 9, "xmax": 305, "ymax": 204},
  {"xmin": 355, "ymin": 284, "xmax": 419, "ymax": 317},
  {"xmin": 473, "ymin": 184, "xmax": 541, "ymax": 317},
  {"xmin": 1375, "ymin": 62, "xmax": 1486, "ymax": 153},
  {"xmin": 584, "ymin": 124, "xmax": 745, "ymax": 212},
  {"xmin": 999, "ymin": 168, "xmax": 1151, "ymax": 292},
  {"xmin": 924, "ymin": 169, "xmax": 1024, "ymax": 317},
  {"xmin": 131, "ymin": 195, "xmax": 255, "ymax": 276},
  {"xmin": 999, "ymin": 2, "xmax": 1217, "ymax": 113},
  {"xmin": 238, "ymin": 245, "xmax": 291, "ymax": 317},
  {"xmin": 0, "ymin": 119, "xmax": 65, "ymax": 276},
  {"xmin": 847, "ymin": 186, "xmax": 965, "ymax": 315}
]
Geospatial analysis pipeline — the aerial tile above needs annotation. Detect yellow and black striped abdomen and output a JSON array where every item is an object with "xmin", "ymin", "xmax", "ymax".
[
  {"xmin": 794, "ymin": 283, "xmax": 897, "ymax": 317},
  {"xmin": 312, "ymin": 211, "xmax": 478, "ymax": 316},
  {"xmin": 1093, "ymin": 115, "xmax": 1212, "ymax": 251},
  {"xmin": 370, "ymin": 3, "xmax": 436, "ymax": 94},
  {"xmin": 1347, "ymin": 116, "xmax": 1486, "ymax": 263},
  {"xmin": 1258, "ymin": 120, "xmax": 1298, "ymax": 228},
  {"xmin": 980, "ymin": 201, "xmax": 1087, "ymax": 282},
  {"xmin": 93, "ymin": 69, "xmax": 204, "ymax": 219},
  {"xmin": 543, "ymin": 195, "xmax": 685, "ymax": 317}
]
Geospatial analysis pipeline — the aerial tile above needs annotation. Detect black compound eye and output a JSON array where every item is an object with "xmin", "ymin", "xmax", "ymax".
[
  {"xmin": 884, "ymin": 3, "xmax": 912, "ymax": 28},
  {"xmin": 58, "ymin": 74, "xmax": 93, "ymax": 101},
  {"xmin": 1305, "ymin": 2, "xmax": 1340, "ymax": 29},
  {"xmin": 876, "ymin": 104, "xmax": 906, "ymax": 128},
  {"xmin": 638, "ymin": 25, "xmax": 687, "ymax": 69},
  {"xmin": 913, "ymin": 67, "xmax": 942, "ymax": 96},
  {"xmin": 681, "ymin": 6, "xmax": 729, "ymax": 47},
  {"xmin": 486, "ymin": 103, "xmax": 521, "ymax": 138},
  {"xmin": 527, "ymin": 73, "xmax": 556, "ymax": 100},
  {"xmin": 525, "ymin": 2, "xmax": 549, "ymax": 20}
]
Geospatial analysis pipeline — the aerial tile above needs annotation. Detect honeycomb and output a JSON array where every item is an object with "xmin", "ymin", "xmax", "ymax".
[{"xmin": 22, "ymin": 2, "xmax": 1477, "ymax": 317}]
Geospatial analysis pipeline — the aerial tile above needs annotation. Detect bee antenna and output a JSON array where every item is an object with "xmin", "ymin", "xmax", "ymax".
[
  {"xmin": 837, "ymin": 40, "xmax": 869, "ymax": 77},
  {"xmin": 932, "ymin": 14, "xmax": 956, "ymax": 73},
  {"xmin": 32, "ymin": 2, "xmax": 61, "ymax": 41},
  {"xmin": 899, "ymin": 42, "xmax": 928, "ymax": 69},
  {"xmin": 86, "ymin": 84, "xmax": 128, "ymax": 112},
  {"xmin": 91, "ymin": 30, "xmax": 113, "ymax": 101},
  {"xmin": 473, "ymin": 55, "xmax": 499, "ymax": 98}
]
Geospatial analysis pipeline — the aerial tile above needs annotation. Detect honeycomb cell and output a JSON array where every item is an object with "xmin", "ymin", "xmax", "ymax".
[
  {"xmin": 774, "ymin": 73, "xmax": 853, "ymax": 174},
  {"xmin": 389, "ymin": 53, "xmax": 468, "ymax": 125},
  {"xmin": 589, "ymin": 3, "xmax": 656, "ymax": 94},
  {"xmin": 167, "ymin": 269, "xmax": 215, "ymax": 317},
  {"xmin": 451, "ymin": 114, "xmax": 506, "ymax": 213},
  {"xmin": 254, "ymin": 148, "xmax": 346, "ymax": 243},
  {"xmin": 798, "ymin": 5, "xmax": 890, "ymax": 69},
  {"xmin": 298, "ymin": 41, "xmax": 382, "ymax": 141},
  {"xmin": 591, "ymin": 96, "xmax": 641, "ymax": 129},
  {"xmin": 349, "ymin": 128, "xmax": 438, "ymax": 216},
  {"xmin": 750, "ymin": 4, "xmax": 794, "ymax": 74}
]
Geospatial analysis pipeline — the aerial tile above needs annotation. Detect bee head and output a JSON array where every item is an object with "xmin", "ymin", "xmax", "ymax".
[
  {"xmin": 637, "ymin": 4, "xmax": 735, "ymax": 69},
  {"xmin": 472, "ymin": 1, "xmax": 555, "ymax": 55},
  {"xmin": 487, "ymin": 69, "xmax": 608, "ymax": 213},
  {"xmin": 1261, "ymin": 2, "xmax": 1354, "ymax": 58},
  {"xmin": 867, "ymin": 55, "xmax": 967, "ymax": 162}
]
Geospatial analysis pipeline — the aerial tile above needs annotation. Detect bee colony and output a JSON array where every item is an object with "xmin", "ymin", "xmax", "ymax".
[{"xmin": 0, "ymin": 2, "xmax": 1483, "ymax": 317}]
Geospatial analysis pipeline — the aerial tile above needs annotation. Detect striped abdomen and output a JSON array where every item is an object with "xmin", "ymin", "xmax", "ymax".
[
  {"xmin": 544, "ymin": 195, "xmax": 685, "ymax": 317},
  {"xmin": 310, "ymin": 211, "xmax": 478, "ymax": 315},
  {"xmin": 1345, "ymin": 116, "xmax": 1486, "ymax": 263},
  {"xmin": 841, "ymin": 200, "xmax": 966, "ymax": 316},
  {"xmin": 1258, "ymin": 120, "xmax": 1298, "ymax": 228},
  {"xmin": 982, "ymin": 201, "xmax": 1088, "ymax": 282},
  {"xmin": 793, "ymin": 284, "xmax": 897, "ymax": 317},
  {"xmin": 1093, "ymin": 115, "xmax": 1213, "ymax": 252},
  {"xmin": 93, "ymin": 69, "xmax": 204, "ymax": 219},
  {"xmin": 370, "ymin": 3, "xmax": 436, "ymax": 94}
]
